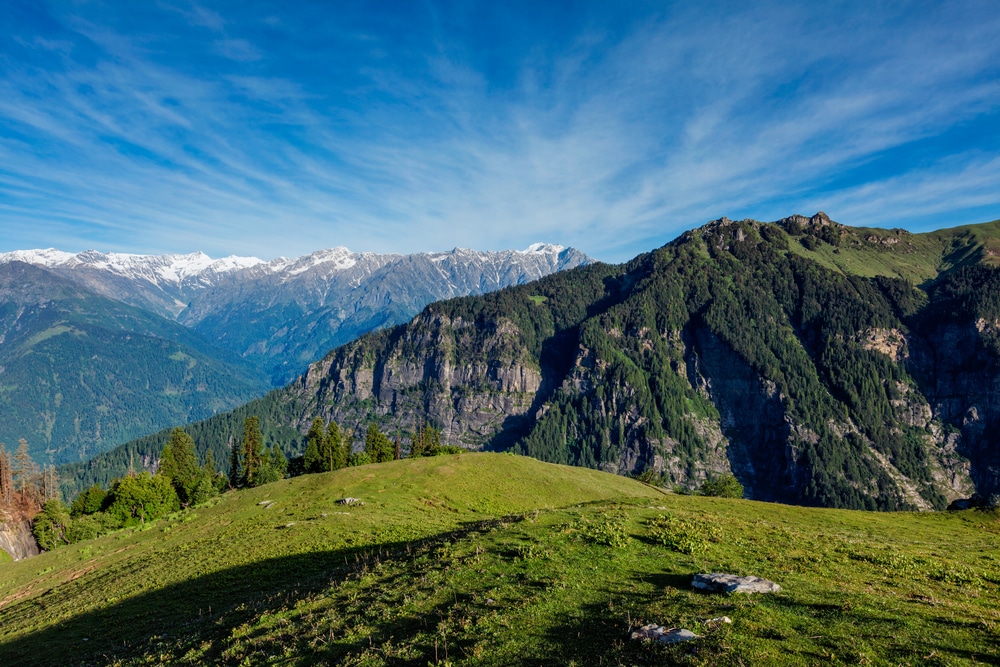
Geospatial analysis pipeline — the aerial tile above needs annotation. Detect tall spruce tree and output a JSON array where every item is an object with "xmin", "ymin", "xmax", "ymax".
[
  {"xmin": 240, "ymin": 417, "xmax": 265, "ymax": 487},
  {"xmin": 0, "ymin": 443, "xmax": 12, "ymax": 506},
  {"xmin": 227, "ymin": 436, "xmax": 242, "ymax": 489},
  {"xmin": 364, "ymin": 424, "xmax": 393, "ymax": 463},
  {"xmin": 304, "ymin": 417, "xmax": 325, "ymax": 473},
  {"xmin": 14, "ymin": 438, "xmax": 39, "ymax": 494},
  {"xmin": 325, "ymin": 420, "xmax": 346, "ymax": 471},
  {"xmin": 159, "ymin": 428, "xmax": 200, "ymax": 505}
]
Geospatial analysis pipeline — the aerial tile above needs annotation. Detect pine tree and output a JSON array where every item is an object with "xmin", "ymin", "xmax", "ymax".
[
  {"xmin": 326, "ymin": 421, "xmax": 346, "ymax": 471},
  {"xmin": 160, "ymin": 428, "xmax": 200, "ymax": 504},
  {"xmin": 270, "ymin": 444, "xmax": 288, "ymax": 477},
  {"xmin": 304, "ymin": 418, "xmax": 325, "ymax": 473},
  {"xmin": 364, "ymin": 424, "xmax": 393, "ymax": 463},
  {"xmin": 409, "ymin": 420, "xmax": 426, "ymax": 458},
  {"xmin": 0, "ymin": 443, "xmax": 13, "ymax": 506},
  {"xmin": 394, "ymin": 433, "xmax": 401, "ymax": 460},
  {"xmin": 13, "ymin": 438, "xmax": 39, "ymax": 496},
  {"xmin": 240, "ymin": 417, "xmax": 265, "ymax": 487},
  {"xmin": 228, "ymin": 435, "xmax": 242, "ymax": 489},
  {"xmin": 41, "ymin": 465, "xmax": 60, "ymax": 502}
]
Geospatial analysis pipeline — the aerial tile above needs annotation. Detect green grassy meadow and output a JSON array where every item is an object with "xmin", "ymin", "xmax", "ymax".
[{"xmin": 2, "ymin": 453, "xmax": 999, "ymax": 666}]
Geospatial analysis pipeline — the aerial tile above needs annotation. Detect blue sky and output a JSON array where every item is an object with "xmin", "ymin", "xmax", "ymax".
[{"xmin": 1, "ymin": 1, "xmax": 999, "ymax": 262}]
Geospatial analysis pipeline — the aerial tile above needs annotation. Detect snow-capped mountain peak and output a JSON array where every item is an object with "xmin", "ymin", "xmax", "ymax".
[
  {"xmin": 519, "ymin": 243, "xmax": 566, "ymax": 255},
  {"xmin": 0, "ymin": 248, "xmax": 266, "ymax": 285}
]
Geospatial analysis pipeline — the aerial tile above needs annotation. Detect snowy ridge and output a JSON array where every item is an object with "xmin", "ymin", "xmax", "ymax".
[
  {"xmin": 0, "ymin": 248, "xmax": 266, "ymax": 285},
  {"xmin": 0, "ymin": 243, "xmax": 573, "ymax": 281},
  {"xmin": 518, "ymin": 243, "xmax": 566, "ymax": 255}
]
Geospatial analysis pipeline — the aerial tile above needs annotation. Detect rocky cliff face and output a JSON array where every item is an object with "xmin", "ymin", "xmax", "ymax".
[{"xmin": 0, "ymin": 517, "xmax": 39, "ymax": 561}]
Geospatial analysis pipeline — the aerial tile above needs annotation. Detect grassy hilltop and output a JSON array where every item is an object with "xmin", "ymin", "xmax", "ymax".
[{"xmin": 3, "ymin": 454, "xmax": 999, "ymax": 666}]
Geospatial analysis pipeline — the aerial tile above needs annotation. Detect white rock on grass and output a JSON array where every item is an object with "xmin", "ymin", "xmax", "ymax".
[
  {"xmin": 630, "ymin": 625, "xmax": 701, "ymax": 644},
  {"xmin": 336, "ymin": 497, "xmax": 364, "ymax": 506},
  {"xmin": 692, "ymin": 573, "xmax": 781, "ymax": 594}
]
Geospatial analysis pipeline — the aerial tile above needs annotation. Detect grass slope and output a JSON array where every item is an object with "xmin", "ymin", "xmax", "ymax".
[
  {"xmin": 786, "ymin": 219, "xmax": 1000, "ymax": 285},
  {"xmin": 3, "ymin": 455, "xmax": 999, "ymax": 666}
]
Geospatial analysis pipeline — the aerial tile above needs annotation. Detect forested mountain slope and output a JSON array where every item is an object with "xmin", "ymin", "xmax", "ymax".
[
  {"xmin": 0, "ymin": 262, "xmax": 269, "ymax": 465},
  {"xmin": 64, "ymin": 215, "xmax": 1000, "ymax": 510}
]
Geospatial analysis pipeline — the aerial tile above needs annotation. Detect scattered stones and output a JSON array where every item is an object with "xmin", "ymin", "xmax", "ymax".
[
  {"xmin": 692, "ymin": 573, "xmax": 781, "ymax": 594},
  {"xmin": 485, "ymin": 598, "xmax": 496, "ymax": 606},
  {"xmin": 705, "ymin": 616, "xmax": 733, "ymax": 626},
  {"xmin": 278, "ymin": 522, "xmax": 295, "ymax": 529},
  {"xmin": 258, "ymin": 500, "xmax": 275, "ymax": 509},
  {"xmin": 337, "ymin": 497, "xmax": 364, "ymax": 506},
  {"xmin": 630, "ymin": 624, "xmax": 701, "ymax": 644}
]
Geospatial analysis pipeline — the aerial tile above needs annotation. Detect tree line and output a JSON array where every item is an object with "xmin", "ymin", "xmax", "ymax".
[{"xmin": 20, "ymin": 416, "xmax": 459, "ymax": 554}]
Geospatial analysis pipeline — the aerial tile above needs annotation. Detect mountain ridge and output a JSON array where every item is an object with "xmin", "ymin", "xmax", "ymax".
[
  {"xmin": 1, "ymin": 243, "xmax": 592, "ymax": 384},
  {"xmin": 60, "ymin": 214, "xmax": 1000, "ymax": 509}
]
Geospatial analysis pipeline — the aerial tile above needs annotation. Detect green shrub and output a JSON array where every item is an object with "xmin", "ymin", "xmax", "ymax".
[
  {"xmin": 32, "ymin": 500, "xmax": 71, "ymax": 551},
  {"xmin": 348, "ymin": 451, "xmax": 372, "ymax": 467},
  {"xmin": 646, "ymin": 513, "xmax": 720, "ymax": 555},
  {"xmin": 66, "ymin": 515, "xmax": 101, "ymax": 543},
  {"xmin": 105, "ymin": 472, "xmax": 180, "ymax": 527},
  {"xmin": 698, "ymin": 474, "xmax": 744, "ymax": 498},
  {"xmin": 576, "ymin": 514, "xmax": 630, "ymax": 548}
]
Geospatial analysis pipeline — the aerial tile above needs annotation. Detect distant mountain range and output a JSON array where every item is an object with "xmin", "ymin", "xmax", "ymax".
[
  {"xmin": 0, "ymin": 262, "xmax": 269, "ymax": 466},
  {"xmin": 62, "ymin": 214, "xmax": 1000, "ymax": 510},
  {"xmin": 0, "ymin": 244, "xmax": 591, "ymax": 465},
  {"xmin": 1, "ymin": 244, "xmax": 591, "ymax": 385}
]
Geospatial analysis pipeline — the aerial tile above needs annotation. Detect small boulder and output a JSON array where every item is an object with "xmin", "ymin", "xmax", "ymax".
[
  {"xmin": 692, "ymin": 573, "xmax": 781, "ymax": 594},
  {"xmin": 336, "ymin": 497, "xmax": 364, "ymax": 506},
  {"xmin": 630, "ymin": 624, "xmax": 701, "ymax": 644}
]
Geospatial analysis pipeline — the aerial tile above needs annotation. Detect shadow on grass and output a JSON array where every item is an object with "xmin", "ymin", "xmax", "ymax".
[{"xmin": 0, "ymin": 516, "xmax": 521, "ymax": 667}]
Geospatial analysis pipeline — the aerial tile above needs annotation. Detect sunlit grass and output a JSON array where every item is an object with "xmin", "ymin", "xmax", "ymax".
[{"xmin": 1, "ymin": 453, "xmax": 998, "ymax": 665}]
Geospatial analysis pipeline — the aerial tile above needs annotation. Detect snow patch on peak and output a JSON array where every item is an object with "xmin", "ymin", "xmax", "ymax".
[
  {"xmin": 271, "ymin": 247, "xmax": 358, "ymax": 275},
  {"xmin": 0, "ymin": 248, "xmax": 264, "ymax": 284},
  {"xmin": 519, "ymin": 243, "xmax": 565, "ymax": 255},
  {"xmin": 205, "ymin": 255, "xmax": 266, "ymax": 273},
  {"xmin": 0, "ymin": 248, "xmax": 78, "ymax": 266}
]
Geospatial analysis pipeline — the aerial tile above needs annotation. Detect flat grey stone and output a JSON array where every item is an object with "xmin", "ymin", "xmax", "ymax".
[
  {"xmin": 692, "ymin": 572, "xmax": 781, "ymax": 594},
  {"xmin": 630, "ymin": 624, "xmax": 701, "ymax": 644}
]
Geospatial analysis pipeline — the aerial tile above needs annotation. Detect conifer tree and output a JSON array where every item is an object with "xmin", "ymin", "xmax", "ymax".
[
  {"xmin": 240, "ymin": 416, "xmax": 265, "ymax": 487},
  {"xmin": 41, "ymin": 465, "xmax": 60, "ymax": 502},
  {"xmin": 304, "ymin": 417, "xmax": 325, "ymax": 473},
  {"xmin": 160, "ymin": 428, "xmax": 200, "ymax": 504},
  {"xmin": 326, "ymin": 420, "xmax": 346, "ymax": 471},
  {"xmin": 409, "ymin": 420, "xmax": 426, "ymax": 458},
  {"xmin": 228, "ymin": 436, "xmax": 242, "ymax": 489},
  {"xmin": 0, "ymin": 443, "xmax": 12, "ymax": 506},
  {"xmin": 14, "ymin": 438, "xmax": 39, "ymax": 497},
  {"xmin": 270, "ymin": 443, "xmax": 288, "ymax": 478},
  {"xmin": 364, "ymin": 424, "xmax": 393, "ymax": 463}
]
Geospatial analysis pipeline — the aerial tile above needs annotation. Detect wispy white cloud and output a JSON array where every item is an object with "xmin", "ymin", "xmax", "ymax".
[{"xmin": 0, "ymin": 1, "xmax": 998, "ymax": 261}]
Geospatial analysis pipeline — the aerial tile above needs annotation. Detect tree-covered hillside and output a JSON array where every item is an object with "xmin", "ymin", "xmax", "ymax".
[
  {"xmin": 0, "ymin": 262, "xmax": 270, "ymax": 466},
  {"xmin": 61, "ymin": 215, "xmax": 1000, "ymax": 510}
]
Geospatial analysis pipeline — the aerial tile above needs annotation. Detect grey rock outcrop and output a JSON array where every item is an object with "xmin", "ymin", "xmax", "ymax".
[
  {"xmin": 0, "ymin": 518, "xmax": 40, "ymax": 561},
  {"xmin": 692, "ymin": 573, "xmax": 781, "ymax": 594},
  {"xmin": 630, "ymin": 625, "xmax": 701, "ymax": 644}
]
